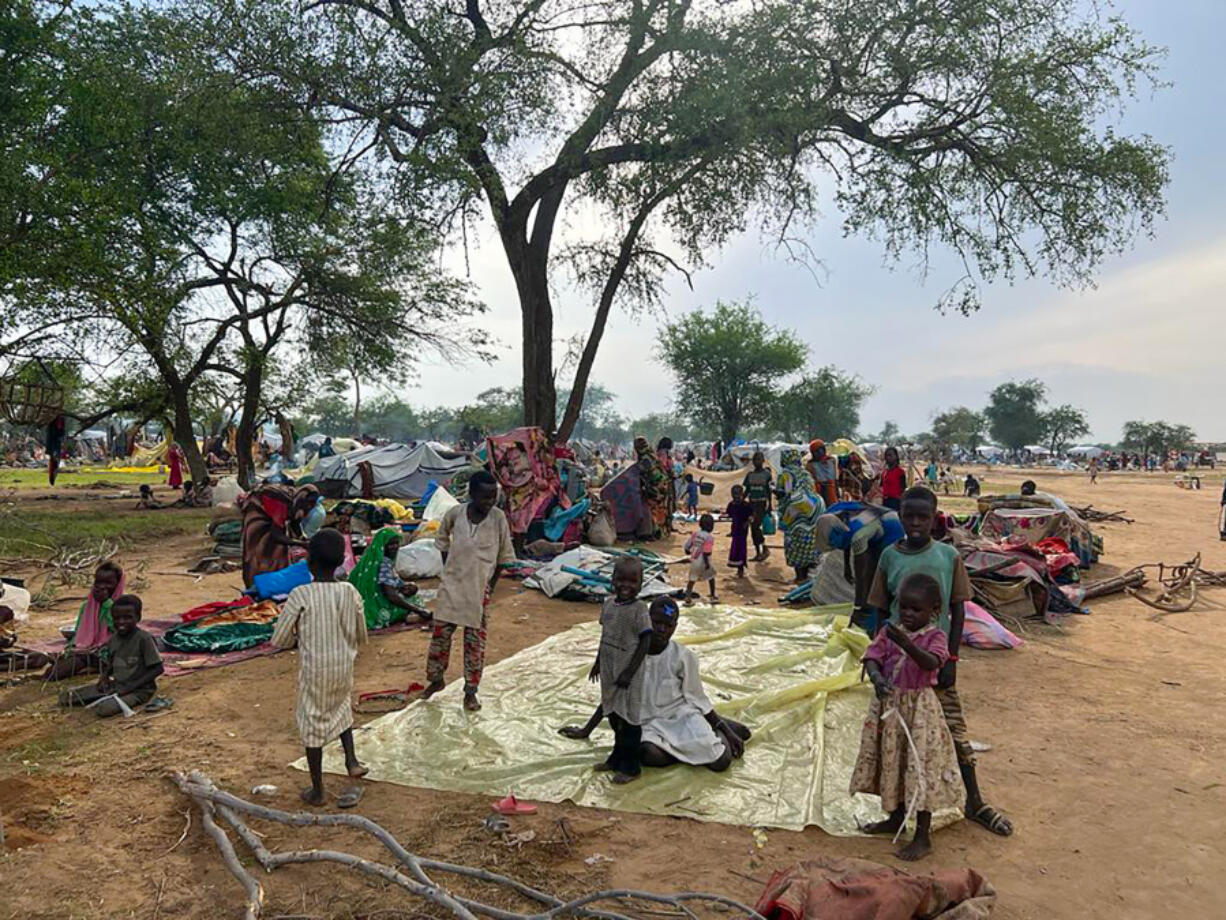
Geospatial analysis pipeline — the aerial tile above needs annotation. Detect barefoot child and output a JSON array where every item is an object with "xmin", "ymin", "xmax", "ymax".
[
  {"xmin": 683, "ymin": 514, "xmax": 718, "ymax": 605},
  {"xmin": 588, "ymin": 557, "xmax": 653, "ymax": 783},
  {"xmin": 271, "ymin": 528, "xmax": 369, "ymax": 806},
  {"xmin": 742, "ymin": 452, "xmax": 773, "ymax": 560},
  {"xmin": 59, "ymin": 594, "xmax": 162, "ymax": 717},
  {"xmin": 867, "ymin": 486, "xmax": 1015, "ymax": 838},
  {"xmin": 851, "ymin": 573, "xmax": 964, "ymax": 860},
  {"xmin": 880, "ymin": 447, "xmax": 906, "ymax": 512},
  {"xmin": 726, "ymin": 486, "xmax": 752, "ymax": 577},
  {"xmin": 683, "ymin": 474, "xmax": 699, "ymax": 517}
]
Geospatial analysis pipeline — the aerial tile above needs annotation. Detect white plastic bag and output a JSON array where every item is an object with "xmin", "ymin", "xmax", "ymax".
[
  {"xmin": 211, "ymin": 476, "xmax": 241, "ymax": 506},
  {"xmin": 422, "ymin": 486, "xmax": 459, "ymax": 523},
  {"xmin": 395, "ymin": 539, "xmax": 444, "ymax": 580},
  {"xmin": 0, "ymin": 580, "xmax": 31, "ymax": 622}
]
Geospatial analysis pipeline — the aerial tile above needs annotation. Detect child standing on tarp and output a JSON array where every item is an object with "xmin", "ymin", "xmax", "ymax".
[
  {"xmin": 684, "ymin": 514, "xmax": 718, "ymax": 606},
  {"xmin": 726, "ymin": 485, "xmax": 753, "ymax": 577},
  {"xmin": 851, "ymin": 572, "xmax": 964, "ymax": 861},
  {"xmin": 271, "ymin": 528, "xmax": 369, "ymax": 807},
  {"xmin": 59, "ymin": 594, "xmax": 162, "ymax": 717},
  {"xmin": 588, "ymin": 557, "xmax": 653, "ymax": 784}
]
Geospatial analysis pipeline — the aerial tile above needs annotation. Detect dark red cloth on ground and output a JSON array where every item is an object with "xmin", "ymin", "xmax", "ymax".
[{"xmin": 755, "ymin": 857, "xmax": 996, "ymax": 920}]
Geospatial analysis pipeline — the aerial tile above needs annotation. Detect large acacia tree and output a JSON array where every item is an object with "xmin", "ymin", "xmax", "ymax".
[{"xmin": 217, "ymin": 0, "xmax": 1166, "ymax": 438}]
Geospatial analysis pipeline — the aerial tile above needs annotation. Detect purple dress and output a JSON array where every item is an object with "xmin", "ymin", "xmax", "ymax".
[{"xmin": 726, "ymin": 500, "xmax": 753, "ymax": 566}]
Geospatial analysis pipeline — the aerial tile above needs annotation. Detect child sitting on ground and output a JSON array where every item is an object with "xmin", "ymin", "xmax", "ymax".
[
  {"xmin": 586, "ymin": 557, "xmax": 653, "ymax": 784},
  {"xmin": 851, "ymin": 573, "xmax": 964, "ymax": 860},
  {"xmin": 46, "ymin": 561, "xmax": 125, "ymax": 680},
  {"xmin": 964, "ymin": 473, "xmax": 981, "ymax": 497},
  {"xmin": 373, "ymin": 532, "xmax": 430, "ymax": 625},
  {"xmin": 271, "ymin": 528, "xmax": 370, "ymax": 806},
  {"xmin": 726, "ymin": 485, "xmax": 753, "ymax": 578},
  {"xmin": 683, "ymin": 514, "xmax": 718, "ymax": 605},
  {"xmin": 59, "ymin": 594, "xmax": 162, "ymax": 717},
  {"xmin": 684, "ymin": 474, "xmax": 699, "ymax": 517}
]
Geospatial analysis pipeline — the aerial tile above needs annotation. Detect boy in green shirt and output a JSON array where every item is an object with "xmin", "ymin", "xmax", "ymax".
[
  {"xmin": 59, "ymin": 594, "xmax": 163, "ymax": 717},
  {"xmin": 867, "ymin": 486, "xmax": 1014, "ymax": 838}
]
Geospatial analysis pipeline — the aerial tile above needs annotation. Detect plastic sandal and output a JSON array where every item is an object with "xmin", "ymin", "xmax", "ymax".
[{"xmin": 491, "ymin": 794, "xmax": 538, "ymax": 815}]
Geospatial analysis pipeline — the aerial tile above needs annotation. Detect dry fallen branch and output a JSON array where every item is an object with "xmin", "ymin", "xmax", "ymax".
[
  {"xmin": 1122, "ymin": 554, "xmax": 1226, "ymax": 615},
  {"xmin": 1070, "ymin": 504, "xmax": 1134, "ymax": 525},
  {"xmin": 173, "ymin": 773, "xmax": 766, "ymax": 920}
]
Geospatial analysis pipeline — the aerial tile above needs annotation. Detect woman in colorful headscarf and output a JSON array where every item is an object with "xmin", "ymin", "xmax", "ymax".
[
  {"xmin": 776, "ymin": 448, "xmax": 825, "ymax": 583},
  {"xmin": 238, "ymin": 483, "xmax": 321, "ymax": 586},
  {"xmin": 806, "ymin": 439, "xmax": 839, "ymax": 507},
  {"xmin": 348, "ymin": 528, "xmax": 430, "ymax": 629},
  {"xmin": 635, "ymin": 436, "xmax": 670, "ymax": 539},
  {"xmin": 45, "ymin": 560, "xmax": 125, "ymax": 680}
]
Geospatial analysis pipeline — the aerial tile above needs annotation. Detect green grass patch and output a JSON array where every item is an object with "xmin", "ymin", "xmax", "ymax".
[
  {"xmin": 0, "ymin": 468, "xmax": 167, "ymax": 490},
  {"xmin": 0, "ymin": 506, "xmax": 216, "ymax": 557}
]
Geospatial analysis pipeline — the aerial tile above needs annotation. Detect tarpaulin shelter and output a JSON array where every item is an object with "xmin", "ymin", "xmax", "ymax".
[
  {"xmin": 600, "ymin": 463, "xmax": 648, "ymax": 538},
  {"xmin": 314, "ymin": 442, "xmax": 470, "ymax": 500},
  {"xmin": 487, "ymin": 427, "xmax": 568, "ymax": 535},
  {"xmin": 975, "ymin": 493, "xmax": 1099, "ymax": 567}
]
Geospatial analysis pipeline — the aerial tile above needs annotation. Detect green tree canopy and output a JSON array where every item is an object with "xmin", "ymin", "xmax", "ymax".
[
  {"xmin": 931, "ymin": 407, "xmax": 988, "ymax": 454},
  {"xmin": 768, "ymin": 368, "xmax": 874, "ymax": 443},
  {"xmin": 1121, "ymin": 420, "xmax": 1196, "ymax": 458},
  {"xmin": 219, "ymin": 0, "xmax": 1168, "ymax": 438},
  {"xmin": 657, "ymin": 301, "xmax": 807, "ymax": 443},
  {"xmin": 1041, "ymin": 404, "xmax": 1091, "ymax": 455},
  {"xmin": 984, "ymin": 380, "xmax": 1048, "ymax": 453}
]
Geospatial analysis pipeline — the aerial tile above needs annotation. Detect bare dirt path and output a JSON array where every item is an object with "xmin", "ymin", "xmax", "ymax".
[{"xmin": 2, "ymin": 468, "xmax": 1224, "ymax": 919}]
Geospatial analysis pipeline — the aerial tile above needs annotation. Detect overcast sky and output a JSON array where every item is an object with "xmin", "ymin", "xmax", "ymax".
[{"xmin": 405, "ymin": 1, "xmax": 1223, "ymax": 444}]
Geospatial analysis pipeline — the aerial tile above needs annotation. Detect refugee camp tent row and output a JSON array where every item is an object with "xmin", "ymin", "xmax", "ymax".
[{"xmin": 314, "ymin": 442, "xmax": 471, "ymax": 500}]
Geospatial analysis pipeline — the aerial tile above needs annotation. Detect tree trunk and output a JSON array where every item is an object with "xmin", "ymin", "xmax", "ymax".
[
  {"xmin": 169, "ymin": 383, "xmax": 208, "ymax": 486},
  {"xmin": 235, "ymin": 366, "xmax": 263, "ymax": 490},
  {"xmin": 275, "ymin": 411, "xmax": 294, "ymax": 463},
  {"xmin": 519, "ymin": 278, "xmax": 554, "ymax": 434},
  {"xmin": 352, "ymin": 371, "xmax": 362, "ymax": 438}
]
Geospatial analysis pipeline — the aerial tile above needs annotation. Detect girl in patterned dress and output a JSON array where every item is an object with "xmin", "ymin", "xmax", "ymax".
[
  {"xmin": 272, "ymin": 528, "xmax": 369, "ymax": 806},
  {"xmin": 850, "ymin": 572, "xmax": 965, "ymax": 861}
]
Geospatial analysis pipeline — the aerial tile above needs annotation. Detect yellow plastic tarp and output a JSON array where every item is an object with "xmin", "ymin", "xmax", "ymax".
[{"xmin": 299, "ymin": 605, "xmax": 941, "ymax": 834}]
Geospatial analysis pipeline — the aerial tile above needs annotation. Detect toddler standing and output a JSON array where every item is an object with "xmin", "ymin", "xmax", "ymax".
[
  {"xmin": 725, "ymin": 485, "xmax": 753, "ymax": 577},
  {"xmin": 588, "ymin": 557, "xmax": 653, "ymax": 784},
  {"xmin": 684, "ymin": 513, "xmax": 718, "ymax": 605},
  {"xmin": 850, "ymin": 572, "xmax": 964, "ymax": 861},
  {"xmin": 272, "ymin": 528, "xmax": 369, "ymax": 806}
]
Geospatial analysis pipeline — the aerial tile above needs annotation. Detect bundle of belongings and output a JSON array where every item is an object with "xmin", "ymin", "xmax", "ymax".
[
  {"xmin": 974, "ymin": 493, "xmax": 1100, "ymax": 568},
  {"xmin": 523, "ymin": 546, "xmax": 676, "ymax": 601},
  {"xmin": 487, "ymin": 427, "xmax": 573, "ymax": 540},
  {"xmin": 950, "ymin": 528, "xmax": 1087, "ymax": 625}
]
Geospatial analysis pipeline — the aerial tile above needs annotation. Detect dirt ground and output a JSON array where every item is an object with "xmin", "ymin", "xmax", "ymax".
[{"xmin": 2, "ymin": 467, "xmax": 1225, "ymax": 919}]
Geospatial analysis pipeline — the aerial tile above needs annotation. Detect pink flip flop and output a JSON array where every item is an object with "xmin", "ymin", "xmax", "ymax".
[{"xmin": 492, "ymin": 794, "xmax": 538, "ymax": 816}]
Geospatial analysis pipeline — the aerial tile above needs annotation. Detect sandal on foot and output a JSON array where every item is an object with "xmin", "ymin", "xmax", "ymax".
[
  {"xmin": 347, "ymin": 762, "xmax": 370, "ymax": 778},
  {"xmin": 463, "ymin": 692, "xmax": 482, "ymax": 712},
  {"xmin": 337, "ymin": 786, "xmax": 364, "ymax": 809},
  {"xmin": 970, "ymin": 804, "xmax": 1014, "ymax": 836}
]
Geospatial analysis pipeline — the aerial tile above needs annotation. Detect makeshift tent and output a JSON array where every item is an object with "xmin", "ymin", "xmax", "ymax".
[
  {"xmin": 1024, "ymin": 444, "xmax": 1052, "ymax": 457},
  {"xmin": 599, "ymin": 463, "xmax": 648, "ymax": 538},
  {"xmin": 487, "ymin": 427, "xmax": 567, "ymax": 535},
  {"xmin": 1067, "ymin": 445, "xmax": 1105, "ymax": 458},
  {"xmin": 294, "ymin": 433, "xmax": 361, "ymax": 467},
  {"xmin": 976, "ymin": 445, "xmax": 1005, "ymax": 459},
  {"xmin": 314, "ymin": 442, "xmax": 470, "ymax": 500},
  {"xmin": 712, "ymin": 442, "xmax": 804, "ymax": 473}
]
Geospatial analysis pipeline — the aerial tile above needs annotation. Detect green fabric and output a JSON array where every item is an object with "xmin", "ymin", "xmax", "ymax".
[
  {"xmin": 161, "ymin": 621, "xmax": 274, "ymax": 653},
  {"xmin": 348, "ymin": 528, "xmax": 407, "ymax": 629},
  {"xmin": 295, "ymin": 605, "xmax": 959, "ymax": 835},
  {"xmin": 69, "ymin": 598, "xmax": 113, "ymax": 650},
  {"xmin": 876, "ymin": 540, "xmax": 961, "ymax": 635}
]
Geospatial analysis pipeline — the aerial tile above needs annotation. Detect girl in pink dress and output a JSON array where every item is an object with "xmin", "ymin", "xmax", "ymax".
[{"xmin": 850, "ymin": 572, "xmax": 965, "ymax": 861}]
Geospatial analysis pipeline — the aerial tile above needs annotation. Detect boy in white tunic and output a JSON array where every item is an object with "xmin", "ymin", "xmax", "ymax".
[{"xmin": 272, "ymin": 528, "xmax": 368, "ymax": 806}]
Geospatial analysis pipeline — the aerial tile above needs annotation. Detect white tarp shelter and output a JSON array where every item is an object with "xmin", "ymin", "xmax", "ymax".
[
  {"xmin": 314, "ymin": 442, "xmax": 470, "ymax": 500},
  {"xmin": 976, "ymin": 445, "xmax": 1005, "ymax": 459},
  {"xmin": 1067, "ymin": 445, "xmax": 1105, "ymax": 459}
]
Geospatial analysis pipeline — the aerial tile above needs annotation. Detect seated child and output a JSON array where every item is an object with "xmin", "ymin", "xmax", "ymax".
[
  {"xmin": 375, "ymin": 532, "xmax": 429, "ymax": 624},
  {"xmin": 272, "ymin": 528, "xmax": 370, "ymax": 806},
  {"xmin": 586, "ymin": 557, "xmax": 653, "ymax": 784},
  {"xmin": 684, "ymin": 474, "xmax": 699, "ymax": 516},
  {"xmin": 136, "ymin": 484, "xmax": 166, "ymax": 509},
  {"xmin": 725, "ymin": 485, "xmax": 753, "ymax": 577},
  {"xmin": 964, "ymin": 473, "xmax": 981, "ymax": 497},
  {"xmin": 59, "ymin": 594, "xmax": 162, "ymax": 717},
  {"xmin": 851, "ymin": 573, "xmax": 964, "ymax": 861},
  {"xmin": 1, "ymin": 581, "xmax": 48, "ymax": 671},
  {"xmin": 683, "ymin": 514, "xmax": 718, "ymax": 605},
  {"xmin": 560, "ymin": 596, "xmax": 751, "ymax": 772},
  {"xmin": 45, "ymin": 561, "xmax": 125, "ymax": 681}
]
